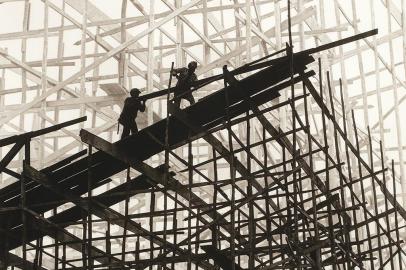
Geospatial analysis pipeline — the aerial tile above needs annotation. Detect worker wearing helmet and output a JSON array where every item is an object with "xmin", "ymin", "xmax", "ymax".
[
  {"xmin": 171, "ymin": 61, "xmax": 198, "ymax": 108},
  {"xmin": 118, "ymin": 88, "xmax": 146, "ymax": 139}
]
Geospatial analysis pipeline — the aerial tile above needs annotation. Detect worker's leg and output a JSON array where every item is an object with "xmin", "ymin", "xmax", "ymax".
[
  {"xmin": 130, "ymin": 122, "xmax": 138, "ymax": 135},
  {"xmin": 173, "ymin": 97, "xmax": 181, "ymax": 109},
  {"xmin": 121, "ymin": 125, "xmax": 130, "ymax": 139},
  {"xmin": 185, "ymin": 94, "xmax": 195, "ymax": 105}
]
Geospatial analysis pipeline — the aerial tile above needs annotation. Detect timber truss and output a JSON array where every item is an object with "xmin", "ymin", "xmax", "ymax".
[{"xmin": 1, "ymin": 28, "xmax": 406, "ymax": 269}]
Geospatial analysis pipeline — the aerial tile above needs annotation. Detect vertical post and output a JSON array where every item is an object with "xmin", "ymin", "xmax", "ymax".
[
  {"xmin": 171, "ymin": 180, "xmax": 178, "ymax": 270},
  {"xmin": 147, "ymin": 0, "xmax": 155, "ymax": 127},
  {"xmin": 282, "ymin": 138, "xmax": 290, "ymax": 263},
  {"xmin": 188, "ymin": 134, "xmax": 193, "ymax": 270},
  {"xmin": 54, "ymin": 229, "xmax": 59, "ymax": 270},
  {"xmin": 149, "ymin": 188, "xmax": 155, "ymax": 270},
  {"xmin": 175, "ymin": 0, "xmax": 183, "ymax": 67},
  {"xmin": 233, "ymin": 0, "xmax": 241, "ymax": 66},
  {"xmin": 380, "ymin": 142, "xmax": 395, "ymax": 270},
  {"xmin": 19, "ymin": 0, "xmax": 30, "ymax": 166},
  {"xmin": 163, "ymin": 61, "xmax": 174, "ymax": 269},
  {"xmin": 223, "ymin": 65, "xmax": 236, "ymax": 270},
  {"xmin": 245, "ymin": 92, "xmax": 254, "ymax": 270},
  {"xmin": 62, "ymin": 243, "xmax": 66, "ymax": 270},
  {"xmin": 21, "ymin": 156, "xmax": 28, "ymax": 270},
  {"xmin": 351, "ymin": 110, "xmax": 375, "ymax": 268},
  {"xmin": 386, "ymin": 0, "xmax": 406, "ymax": 207},
  {"xmin": 0, "ymin": 74, "xmax": 4, "ymax": 187},
  {"xmin": 118, "ymin": 1, "xmax": 128, "ymax": 254},
  {"xmin": 334, "ymin": 0, "xmax": 358, "ymax": 209},
  {"xmin": 212, "ymin": 147, "xmax": 218, "ymax": 248},
  {"xmin": 326, "ymin": 73, "xmax": 351, "ymax": 269},
  {"xmin": 262, "ymin": 126, "xmax": 273, "ymax": 263},
  {"xmin": 287, "ymin": 1, "xmax": 299, "ymax": 255},
  {"xmin": 165, "ymin": 62, "xmax": 174, "ymax": 183},
  {"xmin": 81, "ymin": 208, "xmax": 87, "ymax": 268},
  {"xmin": 25, "ymin": 140, "xmax": 30, "ymax": 165},
  {"xmin": 79, "ymin": 0, "xmax": 87, "ymax": 152},
  {"xmin": 202, "ymin": 0, "xmax": 210, "ymax": 71},
  {"xmin": 135, "ymin": 235, "xmax": 140, "ymax": 269},
  {"xmin": 370, "ymin": 0, "xmax": 386, "ymax": 154},
  {"xmin": 319, "ymin": 59, "xmax": 337, "ymax": 270},
  {"xmin": 122, "ymin": 167, "xmax": 130, "ymax": 264},
  {"xmin": 0, "ymin": 224, "xmax": 4, "ymax": 270},
  {"xmin": 339, "ymin": 79, "xmax": 361, "ymax": 258},
  {"xmin": 91, "ymin": 26, "xmax": 100, "ymax": 130},
  {"xmin": 39, "ymin": 0, "xmax": 49, "ymax": 169},
  {"xmin": 367, "ymin": 127, "xmax": 383, "ymax": 266},
  {"xmin": 245, "ymin": 0, "xmax": 252, "ymax": 63},
  {"xmin": 87, "ymin": 145, "xmax": 93, "ymax": 268},
  {"xmin": 349, "ymin": 0, "xmax": 370, "ymax": 132},
  {"xmin": 55, "ymin": 0, "xmax": 65, "ymax": 151},
  {"xmin": 119, "ymin": 0, "xmax": 128, "ymax": 88},
  {"xmin": 106, "ymin": 221, "xmax": 111, "ymax": 270},
  {"xmin": 304, "ymin": 74, "xmax": 320, "ymax": 269},
  {"xmin": 392, "ymin": 160, "xmax": 402, "ymax": 269}
]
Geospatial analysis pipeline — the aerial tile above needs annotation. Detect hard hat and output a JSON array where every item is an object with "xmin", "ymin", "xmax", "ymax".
[
  {"xmin": 130, "ymin": 88, "xmax": 141, "ymax": 96},
  {"xmin": 188, "ymin": 61, "xmax": 197, "ymax": 69}
]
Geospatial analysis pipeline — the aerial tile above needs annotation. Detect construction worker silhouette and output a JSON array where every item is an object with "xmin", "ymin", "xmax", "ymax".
[
  {"xmin": 118, "ymin": 88, "xmax": 146, "ymax": 139},
  {"xmin": 171, "ymin": 61, "xmax": 197, "ymax": 108}
]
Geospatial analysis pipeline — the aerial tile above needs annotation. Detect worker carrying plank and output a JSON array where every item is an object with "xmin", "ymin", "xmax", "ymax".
[
  {"xmin": 171, "ymin": 61, "xmax": 198, "ymax": 108},
  {"xmin": 118, "ymin": 88, "xmax": 146, "ymax": 139}
]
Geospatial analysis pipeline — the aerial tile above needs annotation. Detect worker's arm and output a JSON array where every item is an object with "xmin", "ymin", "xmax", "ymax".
[
  {"xmin": 171, "ymin": 68, "xmax": 179, "ymax": 77},
  {"xmin": 139, "ymin": 100, "xmax": 146, "ymax": 112},
  {"xmin": 190, "ymin": 73, "xmax": 198, "ymax": 89},
  {"xmin": 171, "ymin": 67, "xmax": 186, "ymax": 77}
]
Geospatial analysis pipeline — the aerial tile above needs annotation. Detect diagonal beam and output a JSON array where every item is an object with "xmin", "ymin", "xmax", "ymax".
[{"xmin": 0, "ymin": 141, "xmax": 24, "ymax": 174}]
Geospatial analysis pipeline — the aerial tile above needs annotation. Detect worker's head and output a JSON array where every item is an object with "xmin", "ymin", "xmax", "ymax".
[
  {"xmin": 130, "ymin": 88, "xmax": 141, "ymax": 97},
  {"xmin": 188, "ymin": 61, "xmax": 197, "ymax": 72}
]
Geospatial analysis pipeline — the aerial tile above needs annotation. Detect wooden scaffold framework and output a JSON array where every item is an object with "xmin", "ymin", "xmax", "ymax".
[{"xmin": 0, "ymin": 0, "xmax": 406, "ymax": 269}]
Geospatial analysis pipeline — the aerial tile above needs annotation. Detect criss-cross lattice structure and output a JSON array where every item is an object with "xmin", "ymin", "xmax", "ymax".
[{"xmin": 0, "ymin": 1, "xmax": 406, "ymax": 269}]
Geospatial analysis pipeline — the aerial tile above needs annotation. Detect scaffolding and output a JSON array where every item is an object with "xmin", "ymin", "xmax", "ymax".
[{"xmin": 1, "ymin": 0, "xmax": 406, "ymax": 269}]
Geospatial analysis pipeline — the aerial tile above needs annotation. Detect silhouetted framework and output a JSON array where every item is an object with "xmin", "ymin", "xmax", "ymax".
[{"xmin": 1, "ymin": 29, "xmax": 406, "ymax": 270}]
